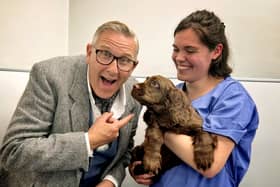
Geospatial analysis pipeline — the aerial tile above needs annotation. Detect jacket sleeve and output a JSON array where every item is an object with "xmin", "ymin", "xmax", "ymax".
[{"xmin": 0, "ymin": 62, "xmax": 89, "ymax": 172}]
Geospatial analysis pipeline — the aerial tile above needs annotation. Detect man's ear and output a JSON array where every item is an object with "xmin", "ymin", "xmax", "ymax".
[
  {"xmin": 212, "ymin": 43, "xmax": 223, "ymax": 60},
  {"xmin": 86, "ymin": 44, "xmax": 92, "ymax": 64},
  {"xmin": 87, "ymin": 43, "xmax": 92, "ymax": 56}
]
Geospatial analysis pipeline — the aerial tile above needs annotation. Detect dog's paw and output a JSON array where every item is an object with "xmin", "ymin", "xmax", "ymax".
[
  {"xmin": 144, "ymin": 157, "xmax": 162, "ymax": 175},
  {"xmin": 193, "ymin": 150, "xmax": 213, "ymax": 170},
  {"xmin": 193, "ymin": 132, "xmax": 217, "ymax": 170}
]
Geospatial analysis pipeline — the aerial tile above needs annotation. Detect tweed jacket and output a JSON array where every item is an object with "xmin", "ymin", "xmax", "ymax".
[{"xmin": 0, "ymin": 55, "xmax": 142, "ymax": 187}]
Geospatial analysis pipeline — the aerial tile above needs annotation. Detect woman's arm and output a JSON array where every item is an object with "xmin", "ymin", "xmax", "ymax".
[{"xmin": 164, "ymin": 132, "xmax": 234, "ymax": 178}]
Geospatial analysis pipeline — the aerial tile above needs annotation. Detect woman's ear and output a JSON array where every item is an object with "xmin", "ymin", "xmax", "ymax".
[{"xmin": 212, "ymin": 43, "xmax": 223, "ymax": 60}]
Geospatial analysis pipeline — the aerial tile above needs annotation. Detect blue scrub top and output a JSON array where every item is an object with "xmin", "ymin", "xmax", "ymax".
[{"xmin": 151, "ymin": 77, "xmax": 259, "ymax": 187}]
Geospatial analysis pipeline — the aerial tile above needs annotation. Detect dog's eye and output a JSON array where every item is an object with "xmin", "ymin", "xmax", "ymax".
[{"xmin": 150, "ymin": 80, "xmax": 160, "ymax": 89}]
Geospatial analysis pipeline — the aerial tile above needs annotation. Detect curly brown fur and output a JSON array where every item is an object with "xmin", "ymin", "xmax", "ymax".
[{"xmin": 131, "ymin": 75, "xmax": 217, "ymax": 177}]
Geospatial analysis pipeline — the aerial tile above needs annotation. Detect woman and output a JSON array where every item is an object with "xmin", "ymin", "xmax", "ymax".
[{"xmin": 130, "ymin": 9, "xmax": 259, "ymax": 187}]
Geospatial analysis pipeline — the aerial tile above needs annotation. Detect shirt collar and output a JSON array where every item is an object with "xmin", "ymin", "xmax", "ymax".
[{"xmin": 87, "ymin": 65, "xmax": 126, "ymax": 119}]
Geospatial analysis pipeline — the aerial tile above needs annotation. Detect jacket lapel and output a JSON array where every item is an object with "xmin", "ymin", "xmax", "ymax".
[{"xmin": 69, "ymin": 63, "xmax": 90, "ymax": 132}]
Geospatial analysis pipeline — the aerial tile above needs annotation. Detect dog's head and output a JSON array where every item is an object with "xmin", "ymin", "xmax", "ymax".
[
  {"xmin": 131, "ymin": 75, "xmax": 182, "ymax": 111},
  {"xmin": 132, "ymin": 75, "xmax": 202, "ymax": 132}
]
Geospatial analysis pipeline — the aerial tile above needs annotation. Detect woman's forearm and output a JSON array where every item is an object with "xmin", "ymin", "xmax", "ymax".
[
  {"xmin": 164, "ymin": 132, "xmax": 235, "ymax": 178},
  {"xmin": 164, "ymin": 132, "xmax": 197, "ymax": 169}
]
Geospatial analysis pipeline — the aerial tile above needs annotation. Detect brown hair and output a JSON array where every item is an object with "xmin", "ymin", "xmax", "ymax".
[{"xmin": 174, "ymin": 10, "xmax": 232, "ymax": 77}]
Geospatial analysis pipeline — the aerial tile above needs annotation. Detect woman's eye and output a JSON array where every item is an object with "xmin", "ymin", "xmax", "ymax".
[
  {"xmin": 185, "ymin": 47, "xmax": 197, "ymax": 54},
  {"xmin": 186, "ymin": 50, "xmax": 196, "ymax": 54}
]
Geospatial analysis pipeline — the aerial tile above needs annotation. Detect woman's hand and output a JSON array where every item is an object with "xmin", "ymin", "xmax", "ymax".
[{"xmin": 129, "ymin": 161, "xmax": 154, "ymax": 185}]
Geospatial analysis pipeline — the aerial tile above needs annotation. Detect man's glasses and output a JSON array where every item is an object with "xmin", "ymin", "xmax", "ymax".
[{"xmin": 94, "ymin": 48, "xmax": 138, "ymax": 72}]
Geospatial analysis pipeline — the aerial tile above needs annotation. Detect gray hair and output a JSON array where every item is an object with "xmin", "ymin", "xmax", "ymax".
[{"xmin": 92, "ymin": 21, "xmax": 139, "ymax": 56}]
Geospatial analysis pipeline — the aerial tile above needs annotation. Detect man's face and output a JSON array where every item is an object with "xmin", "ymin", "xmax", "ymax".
[{"xmin": 86, "ymin": 30, "xmax": 138, "ymax": 99}]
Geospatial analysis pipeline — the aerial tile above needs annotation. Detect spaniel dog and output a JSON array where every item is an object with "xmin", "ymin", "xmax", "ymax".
[{"xmin": 131, "ymin": 75, "xmax": 217, "ymax": 178}]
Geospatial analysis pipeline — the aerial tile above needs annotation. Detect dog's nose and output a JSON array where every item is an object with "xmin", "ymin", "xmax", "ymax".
[{"xmin": 133, "ymin": 84, "xmax": 140, "ymax": 89}]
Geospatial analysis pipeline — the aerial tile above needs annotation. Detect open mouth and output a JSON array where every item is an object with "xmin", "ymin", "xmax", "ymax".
[{"xmin": 101, "ymin": 76, "xmax": 117, "ymax": 85}]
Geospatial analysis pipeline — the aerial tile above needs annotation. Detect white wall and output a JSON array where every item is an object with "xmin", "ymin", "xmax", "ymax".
[
  {"xmin": 0, "ymin": 0, "xmax": 69, "ymax": 70},
  {"xmin": 69, "ymin": 0, "xmax": 280, "ymax": 79}
]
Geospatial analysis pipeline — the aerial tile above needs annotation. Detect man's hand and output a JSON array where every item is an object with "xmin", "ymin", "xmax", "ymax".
[{"xmin": 88, "ymin": 112, "xmax": 134, "ymax": 150}]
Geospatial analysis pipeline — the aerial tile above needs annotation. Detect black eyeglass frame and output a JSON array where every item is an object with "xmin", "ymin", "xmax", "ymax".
[{"xmin": 94, "ymin": 48, "xmax": 138, "ymax": 72}]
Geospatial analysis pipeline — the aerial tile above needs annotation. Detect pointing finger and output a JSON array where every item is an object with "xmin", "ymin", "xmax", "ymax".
[
  {"xmin": 107, "ymin": 116, "xmax": 117, "ymax": 123},
  {"xmin": 116, "ymin": 114, "xmax": 134, "ymax": 129},
  {"xmin": 100, "ymin": 112, "xmax": 114, "ymax": 120}
]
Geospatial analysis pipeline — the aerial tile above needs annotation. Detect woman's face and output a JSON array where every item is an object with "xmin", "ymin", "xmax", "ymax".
[{"xmin": 172, "ymin": 28, "xmax": 221, "ymax": 83}]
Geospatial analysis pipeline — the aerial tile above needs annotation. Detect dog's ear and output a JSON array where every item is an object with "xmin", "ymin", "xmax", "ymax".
[
  {"xmin": 166, "ymin": 88, "xmax": 191, "ymax": 108},
  {"xmin": 167, "ymin": 88, "xmax": 203, "ymax": 131},
  {"xmin": 165, "ymin": 88, "xmax": 193, "ymax": 125}
]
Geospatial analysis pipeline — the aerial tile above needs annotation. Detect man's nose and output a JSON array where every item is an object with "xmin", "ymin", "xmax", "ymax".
[{"xmin": 107, "ymin": 58, "xmax": 119, "ymax": 72}]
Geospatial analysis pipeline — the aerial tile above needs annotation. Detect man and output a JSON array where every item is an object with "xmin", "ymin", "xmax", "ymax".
[{"xmin": 0, "ymin": 21, "xmax": 142, "ymax": 187}]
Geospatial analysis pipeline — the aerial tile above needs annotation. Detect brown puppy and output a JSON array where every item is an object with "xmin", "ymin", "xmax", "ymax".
[{"xmin": 131, "ymin": 75, "xmax": 217, "ymax": 177}]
